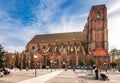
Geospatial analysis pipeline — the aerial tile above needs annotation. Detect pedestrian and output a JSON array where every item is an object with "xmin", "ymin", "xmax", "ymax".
[
  {"xmin": 106, "ymin": 68, "xmax": 107, "ymax": 72},
  {"xmin": 95, "ymin": 67, "xmax": 99, "ymax": 80},
  {"xmin": 26, "ymin": 67, "xmax": 28, "ymax": 71}
]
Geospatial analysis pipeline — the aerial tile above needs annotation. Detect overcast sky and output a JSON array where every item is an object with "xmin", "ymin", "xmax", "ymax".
[{"xmin": 0, "ymin": 0, "xmax": 120, "ymax": 53}]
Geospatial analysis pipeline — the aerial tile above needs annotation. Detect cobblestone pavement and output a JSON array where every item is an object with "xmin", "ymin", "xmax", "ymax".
[
  {"xmin": 1, "ymin": 69, "xmax": 120, "ymax": 83},
  {"xmin": 76, "ymin": 70, "xmax": 120, "ymax": 83},
  {"xmin": 46, "ymin": 70, "xmax": 81, "ymax": 83},
  {"xmin": 18, "ymin": 70, "xmax": 63, "ymax": 83},
  {"xmin": 80, "ymin": 74, "xmax": 120, "ymax": 83},
  {"xmin": 0, "ymin": 69, "xmax": 51, "ymax": 83}
]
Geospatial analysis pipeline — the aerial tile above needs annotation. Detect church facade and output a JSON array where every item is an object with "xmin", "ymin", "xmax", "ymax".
[{"xmin": 23, "ymin": 4, "xmax": 109, "ymax": 69}]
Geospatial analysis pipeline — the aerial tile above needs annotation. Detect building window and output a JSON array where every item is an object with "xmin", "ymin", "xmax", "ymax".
[
  {"xmin": 32, "ymin": 46, "xmax": 35, "ymax": 52},
  {"xmin": 42, "ymin": 46, "xmax": 46, "ymax": 49},
  {"xmin": 96, "ymin": 12, "xmax": 100, "ymax": 19},
  {"xmin": 97, "ymin": 33, "xmax": 99, "ymax": 39},
  {"xmin": 42, "ymin": 45, "xmax": 46, "ymax": 52}
]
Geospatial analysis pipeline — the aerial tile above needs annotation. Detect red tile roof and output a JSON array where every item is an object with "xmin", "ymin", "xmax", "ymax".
[
  {"xmin": 93, "ymin": 47, "xmax": 108, "ymax": 56},
  {"xmin": 28, "ymin": 32, "xmax": 86, "ymax": 44}
]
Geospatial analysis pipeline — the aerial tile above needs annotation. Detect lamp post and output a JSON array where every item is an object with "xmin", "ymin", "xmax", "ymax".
[
  {"xmin": 28, "ymin": 60, "xmax": 30, "ymax": 69},
  {"xmin": 34, "ymin": 55, "xmax": 38, "ymax": 77},
  {"xmin": 55, "ymin": 61, "xmax": 57, "ymax": 70},
  {"xmin": 104, "ymin": 62, "xmax": 106, "ymax": 71},
  {"xmin": 50, "ymin": 60, "xmax": 52, "ymax": 72},
  {"xmin": 67, "ymin": 58, "xmax": 70, "ymax": 69}
]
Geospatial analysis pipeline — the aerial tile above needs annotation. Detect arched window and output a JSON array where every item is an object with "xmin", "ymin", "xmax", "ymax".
[
  {"xmin": 96, "ymin": 12, "xmax": 100, "ymax": 19},
  {"xmin": 32, "ymin": 46, "xmax": 35, "ymax": 52},
  {"xmin": 42, "ymin": 45, "xmax": 46, "ymax": 53},
  {"xmin": 42, "ymin": 45, "xmax": 46, "ymax": 49}
]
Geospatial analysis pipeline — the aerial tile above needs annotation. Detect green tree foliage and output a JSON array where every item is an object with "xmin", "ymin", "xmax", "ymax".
[
  {"xmin": 110, "ymin": 62, "xmax": 117, "ymax": 68},
  {"xmin": 0, "ymin": 44, "xmax": 6, "ymax": 68},
  {"xmin": 87, "ymin": 58, "xmax": 96, "ymax": 66},
  {"xmin": 79, "ymin": 61, "xmax": 84, "ymax": 66}
]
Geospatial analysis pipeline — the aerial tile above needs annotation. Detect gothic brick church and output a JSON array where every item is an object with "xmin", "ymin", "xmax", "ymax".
[{"xmin": 24, "ymin": 4, "xmax": 109, "ymax": 69}]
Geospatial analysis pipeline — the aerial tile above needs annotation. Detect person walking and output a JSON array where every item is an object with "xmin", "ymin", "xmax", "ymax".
[{"xmin": 95, "ymin": 68, "xmax": 99, "ymax": 80}]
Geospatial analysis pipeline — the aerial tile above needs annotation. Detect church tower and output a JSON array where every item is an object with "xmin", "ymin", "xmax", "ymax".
[{"xmin": 84, "ymin": 4, "xmax": 108, "ymax": 53}]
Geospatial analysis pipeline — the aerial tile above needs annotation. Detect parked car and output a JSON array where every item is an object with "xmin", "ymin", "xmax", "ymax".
[
  {"xmin": 71, "ymin": 65, "xmax": 90, "ymax": 70},
  {"xmin": 88, "ymin": 65, "xmax": 93, "ymax": 69},
  {"xmin": 80, "ymin": 66, "xmax": 88, "ymax": 70},
  {"xmin": 71, "ymin": 65, "xmax": 76, "ymax": 69}
]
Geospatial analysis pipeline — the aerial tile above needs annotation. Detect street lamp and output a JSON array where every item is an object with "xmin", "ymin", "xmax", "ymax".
[
  {"xmin": 104, "ymin": 62, "xmax": 106, "ymax": 71},
  {"xmin": 28, "ymin": 60, "xmax": 30, "ymax": 69},
  {"xmin": 55, "ymin": 61, "xmax": 57, "ymax": 70},
  {"xmin": 34, "ymin": 55, "xmax": 38, "ymax": 77},
  {"xmin": 50, "ymin": 60, "xmax": 52, "ymax": 72},
  {"xmin": 67, "ymin": 59, "xmax": 70, "ymax": 68}
]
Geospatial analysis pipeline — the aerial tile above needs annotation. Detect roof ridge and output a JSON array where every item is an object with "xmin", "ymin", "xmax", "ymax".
[{"xmin": 35, "ymin": 31, "xmax": 84, "ymax": 36}]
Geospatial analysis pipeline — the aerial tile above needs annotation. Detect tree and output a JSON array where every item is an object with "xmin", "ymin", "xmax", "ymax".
[
  {"xmin": 110, "ymin": 62, "xmax": 117, "ymax": 72},
  {"xmin": 110, "ymin": 62, "xmax": 117, "ymax": 68},
  {"xmin": 0, "ymin": 44, "xmax": 6, "ymax": 68},
  {"xmin": 87, "ymin": 58, "xmax": 96, "ymax": 66},
  {"xmin": 79, "ymin": 61, "xmax": 84, "ymax": 66},
  {"xmin": 87, "ymin": 58, "xmax": 96, "ymax": 75}
]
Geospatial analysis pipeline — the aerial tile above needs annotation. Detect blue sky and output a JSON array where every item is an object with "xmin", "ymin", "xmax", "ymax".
[{"xmin": 0, "ymin": 0, "xmax": 120, "ymax": 53}]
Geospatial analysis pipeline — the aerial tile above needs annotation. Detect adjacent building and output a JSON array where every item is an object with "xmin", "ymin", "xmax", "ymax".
[{"xmin": 110, "ymin": 49, "xmax": 120, "ymax": 63}]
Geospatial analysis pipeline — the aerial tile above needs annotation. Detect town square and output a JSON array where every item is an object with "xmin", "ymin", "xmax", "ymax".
[{"xmin": 0, "ymin": 0, "xmax": 120, "ymax": 83}]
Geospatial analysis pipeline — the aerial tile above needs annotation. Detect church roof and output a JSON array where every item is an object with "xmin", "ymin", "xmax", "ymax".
[
  {"xmin": 93, "ymin": 47, "xmax": 108, "ymax": 56},
  {"xmin": 28, "ymin": 31, "xmax": 86, "ymax": 44}
]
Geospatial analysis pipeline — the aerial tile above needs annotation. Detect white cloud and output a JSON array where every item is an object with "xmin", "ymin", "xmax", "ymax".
[
  {"xmin": 0, "ymin": 0, "xmax": 64, "ymax": 53},
  {"xmin": 1, "ymin": 0, "xmax": 120, "ymax": 53},
  {"xmin": 48, "ymin": 13, "xmax": 87, "ymax": 33},
  {"xmin": 0, "ymin": 11, "xmax": 35, "ymax": 52},
  {"xmin": 108, "ymin": 15, "xmax": 120, "ymax": 50},
  {"xmin": 108, "ymin": 0, "xmax": 120, "ymax": 15},
  {"xmin": 5, "ymin": 45, "xmax": 24, "ymax": 53},
  {"xmin": 1, "ymin": 24, "xmax": 47, "ymax": 52},
  {"xmin": 107, "ymin": 0, "xmax": 120, "ymax": 50},
  {"xmin": 34, "ymin": 0, "xmax": 63, "ymax": 24}
]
